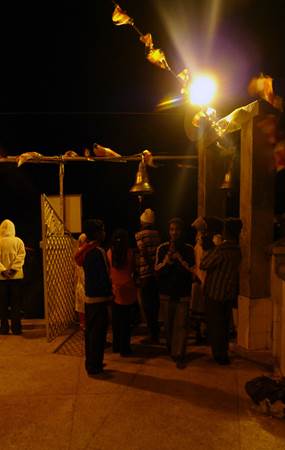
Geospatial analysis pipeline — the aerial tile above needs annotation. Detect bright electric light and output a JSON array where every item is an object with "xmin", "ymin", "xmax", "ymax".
[{"xmin": 188, "ymin": 74, "xmax": 217, "ymax": 106}]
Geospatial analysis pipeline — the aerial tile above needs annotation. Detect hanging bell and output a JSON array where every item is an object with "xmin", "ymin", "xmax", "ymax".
[
  {"xmin": 129, "ymin": 158, "xmax": 154, "ymax": 195},
  {"xmin": 220, "ymin": 160, "xmax": 233, "ymax": 190}
]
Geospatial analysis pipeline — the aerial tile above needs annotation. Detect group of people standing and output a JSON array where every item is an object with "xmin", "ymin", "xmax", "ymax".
[{"xmin": 75, "ymin": 209, "xmax": 243, "ymax": 376}]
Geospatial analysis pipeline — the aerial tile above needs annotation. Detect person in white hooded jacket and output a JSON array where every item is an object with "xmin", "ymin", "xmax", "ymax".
[{"xmin": 0, "ymin": 219, "xmax": 26, "ymax": 334}]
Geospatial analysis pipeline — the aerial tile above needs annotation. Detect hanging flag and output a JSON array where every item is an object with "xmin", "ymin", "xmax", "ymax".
[
  {"xmin": 93, "ymin": 143, "xmax": 122, "ymax": 158},
  {"xmin": 142, "ymin": 149, "xmax": 156, "ymax": 167},
  {"xmin": 16, "ymin": 151, "xmax": 43, "ymax": 167},
  {"xmin": 274, "ymin": 139, "xmax": 285, "ymax": 171},
  {"xmin": 248, "ymin": 74, "xmax": 274, "ymax": 105},
  {"xmin": 112, "ymin": 4, "xmax": 133, "ymax": 26},
  {"xmin": 177, "ymin": 68, "xmax": 190, "ymax": 95},
  {"xmin": 147, "ymin": 48, "xmax": 170, "ymax": 70},
  {"xmin": 140, "ymin": 33, "xmax": 154, "ymax": 49},
  {"xmin": 63, "ymin": 150, "xmax": 78, "ymax": 157}
]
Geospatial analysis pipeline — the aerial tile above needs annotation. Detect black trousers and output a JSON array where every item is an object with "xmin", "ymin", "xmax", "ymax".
[
  {"xmin": 140, "ymin": 277, "xmax": 160, "ymax": 339},
  {"xmin": 84, "ymin": 302, "xmax": 109, "ymax": 372},
  {"xmin": 0, "ymin": 280, "xmax": 23, "ymax": 332},
  {"xmin": 112, "ymin": 302, "xmax": 133, "ymax": 355},
  {"xmin": 205, "ymin": 298, "xmax": 232, "ymax": 360}
]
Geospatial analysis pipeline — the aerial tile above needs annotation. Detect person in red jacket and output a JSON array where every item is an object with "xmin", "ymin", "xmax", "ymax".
[{"xmin": 107, "ymin": 229, "xmax": 137, "ymax": 356}]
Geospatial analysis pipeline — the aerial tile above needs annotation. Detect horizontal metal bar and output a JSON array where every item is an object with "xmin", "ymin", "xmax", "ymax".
[{"xmin": 0, "ymin": 154, "xmax": 198, "ymax": 165}]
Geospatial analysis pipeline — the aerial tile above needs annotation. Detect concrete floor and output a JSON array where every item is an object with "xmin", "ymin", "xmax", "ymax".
[{"xmin": 0, "ymin": 325, "xmax": 284, "ymax": 450}]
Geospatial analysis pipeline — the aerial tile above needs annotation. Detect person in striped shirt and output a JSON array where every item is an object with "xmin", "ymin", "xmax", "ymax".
[
  {"xmin": 135, "ymin": 209, "xmax": 161, "ymax": 344},
  {"xmin": 200, "ymin": 218, "xmax": 242, "ymax": 365}
]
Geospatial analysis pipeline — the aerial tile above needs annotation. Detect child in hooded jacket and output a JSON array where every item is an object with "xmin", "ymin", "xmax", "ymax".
[{"xmin": 0, "ymin": 219, "xmax": 26, "ymax": 334}]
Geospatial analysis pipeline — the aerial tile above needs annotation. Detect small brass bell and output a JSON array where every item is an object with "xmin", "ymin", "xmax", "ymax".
[
  {"xmin": 220, "ymin": 160, "xmax": 233, "ymax": 190},
  {"xmin": 129, "ymin": 158, "xmax": 154, "ymax": 195}
]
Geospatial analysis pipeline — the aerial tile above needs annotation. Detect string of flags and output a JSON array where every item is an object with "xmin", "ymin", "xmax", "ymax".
[
  {"xmin": 112, "ymin": 2, "xmax": 190, "ymax": 96},
  {"xmin": 6, "ymin": 145, "xmax": 158, "ymax": 169}
]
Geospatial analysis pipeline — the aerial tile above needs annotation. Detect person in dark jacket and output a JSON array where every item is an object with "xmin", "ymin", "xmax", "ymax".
[
  {"xmin": 155, "ymin": 218, "xmax": 195, "ymax": 368},
  {"xmin": 75, "ymin": 219, "xmax": 112, "ymax": 376},
  {"xmin": 200, "ymin": 218, "xmax": 242, "ymax": 365}
]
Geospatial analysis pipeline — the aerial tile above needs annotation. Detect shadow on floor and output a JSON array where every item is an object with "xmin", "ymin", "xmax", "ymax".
[{"xmin": 91, "ymin": 368, "xmax": 239, "ymax": 414}]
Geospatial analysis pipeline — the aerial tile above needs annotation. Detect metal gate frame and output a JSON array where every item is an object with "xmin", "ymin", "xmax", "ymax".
[{"xmin": 41, "ymin": 194, "xmax": 77, "ymax": 341}]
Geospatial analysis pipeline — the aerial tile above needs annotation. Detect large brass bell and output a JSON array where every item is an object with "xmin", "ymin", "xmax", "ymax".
[
  {"xmin": 220, "ymin": 159, "xmax": 233, "ymax": 190},
  {"xmin": 129, "ymin": 157, "xmax": 154, "ymax": 195}
]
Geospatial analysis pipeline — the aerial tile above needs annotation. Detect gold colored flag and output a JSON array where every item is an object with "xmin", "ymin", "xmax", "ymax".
[
  {"xmin": 112, "ymin": 4, "xmax": 133, "ymax": 26},
  {"xmin": 177, "ymin": 68, "xmax": 190, "ymax": 94},
  {"xmin": 248, "ymin": 74, "xmax": 274, "ymax": 104},
  {"xmin": 147, "ymin": 48, "xmax": 170, "ymax": 70},
  {"xmin": 93, "ymin": 143, "xmax": 121, "ymax": 158},
  {"xmin": 140, "ymin": 33, "xmax": 154, "ymax": 49}
]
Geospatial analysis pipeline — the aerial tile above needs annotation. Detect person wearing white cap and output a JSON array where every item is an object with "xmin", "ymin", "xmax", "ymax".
[{"xmin": 135, "ymin": 208, "xmax": 160, "ymax": 344}]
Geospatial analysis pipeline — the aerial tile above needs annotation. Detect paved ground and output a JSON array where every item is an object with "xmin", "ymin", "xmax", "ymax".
[{"xmin": 0, "ymin": 324, "xmax": 284, "ymax": 450}]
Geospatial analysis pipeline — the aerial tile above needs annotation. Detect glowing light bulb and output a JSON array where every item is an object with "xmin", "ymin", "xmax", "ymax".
[{"xmin": 188, "ymin": 74, "xmax": 217, "ymax": 106}]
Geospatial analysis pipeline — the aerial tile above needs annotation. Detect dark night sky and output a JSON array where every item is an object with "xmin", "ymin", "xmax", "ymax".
[
  {"xmin": 1, "ymin": 0, "xmax": 284, "ymax": 317},
  {"xmin": 0, "ymin": 0, "xmax": 285, "ymax": 114},
  {"xmin": 0, "ymin": 0, "xmax": 284, "ymax": 243}
]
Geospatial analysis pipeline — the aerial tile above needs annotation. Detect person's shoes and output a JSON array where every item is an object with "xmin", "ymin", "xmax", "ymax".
[
  {"xmin": 195, "ymin": 335, "xmax": 208, "ymax": 345},
  {"xmin": 12, "ymin": 330, "xmax": 22, "ymax": 335},
  {"xmin": 215, "ymin": 356, "xmax": 230, "ymax": 365},
  {"xmin": 86, "ymin": 363, "xmax": 106, "ymax": 376},
  {"xmin": 140, "ymin": 337, "xmax": 160, "ymax": 345},
  {"xmin": 176, "ymin": 358, "xmax": 187, "ymax": 369},
  {"xmin": 0, "ymin": 320, "xmax": 9, "ymax": 335},
  {"xmin": 104, "ymin": 341, "xmax": 112, "ymax": 349},
  {"xmin": 0, "ymin": 328, "xmax": 9, "ymax": 335},
  {"xmin": 120, "ymin": 349, "xmax": 133, "ymax": 357}
]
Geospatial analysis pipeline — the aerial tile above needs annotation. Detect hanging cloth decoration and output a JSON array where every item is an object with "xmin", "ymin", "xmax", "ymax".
[
  {"xmin": 112, "ymin": 2, "xmax": 187, "ymax": 82},
  {"xmin": 16, "ymin": 151, "xmax": 43, "ymax": 167},
  {"xmin": 112, "ymin": 4, "xmax": 134, "ymax": 26},
  {"xmin": 93, "ymin": 143, "xmax": 122, "ymax": 158}
]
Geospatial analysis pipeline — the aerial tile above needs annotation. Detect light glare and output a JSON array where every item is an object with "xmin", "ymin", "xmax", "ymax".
[{"xmin": 189, "ymin": 75, "xmax": 217, "ymax": 106}]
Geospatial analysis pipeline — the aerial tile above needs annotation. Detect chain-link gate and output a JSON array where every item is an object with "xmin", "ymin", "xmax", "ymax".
[{"xmin": 41, "ymin": 194, "xmax": 77, "ymax": 341}]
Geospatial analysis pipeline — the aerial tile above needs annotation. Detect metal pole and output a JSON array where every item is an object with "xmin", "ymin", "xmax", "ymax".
[{"xmin": 59, "ymin": 160, "xmax": 65, "ymax": 223}]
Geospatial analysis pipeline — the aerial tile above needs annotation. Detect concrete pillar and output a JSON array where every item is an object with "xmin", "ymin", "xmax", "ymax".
[
  {"xmin": 237, "ymin": 100, "xmax": 279, "ymax": 350},
  {"xmin": 194, "ymin": 100, "xmax": 280, "ymax": 350},
  {"xmin": 271, "ymin": 246, "xmax": 285, "ymax": 375}
]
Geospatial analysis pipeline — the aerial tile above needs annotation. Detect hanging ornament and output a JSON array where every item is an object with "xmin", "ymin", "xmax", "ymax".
[
  {"xmin": 112, "ymin": 4, "xmax": 134, "ymax": 26},
  {"xmin": 146, "ymin": 48, "xmax": 170, "ymax": 70},
  {"xmin": 140, "ymin": 33, "xmax": 154, "ymax": 49},
  {"xmin": 16, "ymin": 151, "xmax": 43, "ymax": 167},
  {"xmin": 93, "ymin": 143, "xmax": 122, "ymax": 158},
  {"xmin": 177, "ymin": 68, "xmax": 190, "ymax": 95}
]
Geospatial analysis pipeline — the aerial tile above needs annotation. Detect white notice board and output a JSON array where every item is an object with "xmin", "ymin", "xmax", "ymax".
[{"xmin": 47, "ymin": 195, "xmax": 82, "ymax": 233}]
